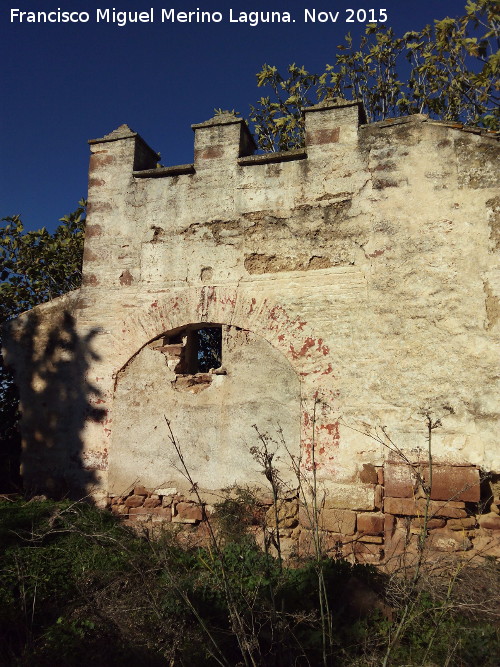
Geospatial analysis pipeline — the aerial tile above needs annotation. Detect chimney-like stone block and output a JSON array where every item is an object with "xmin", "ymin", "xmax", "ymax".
[
  {"xmin": 304, "ymin": 100, "xmax": 365, "ymax": 151},
  {"xmin": 87, "ymin": 125, "xmax": 159, "ymax": 210},
  {"xmin": 192, "ymin": 113, "xmax": 256, "ymax": 165},
  {"xmin": 88, "ymin": 124, "xmax": 159, "ymax": 173}
]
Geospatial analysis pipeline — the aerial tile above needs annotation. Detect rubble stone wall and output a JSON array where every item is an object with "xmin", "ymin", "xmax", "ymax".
[{"xmin": 109, "ymin": 461, "xmax": 500, "ymax": 564}]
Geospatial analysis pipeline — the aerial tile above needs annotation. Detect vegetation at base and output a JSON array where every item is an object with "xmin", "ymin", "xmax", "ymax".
[
  {"xmin": 0, "ymin": 497, "xmax": 498, "ymax": 666},
  {"xmin": 250, "ymin": 0, "xmax": 499, "ymax": 151}
]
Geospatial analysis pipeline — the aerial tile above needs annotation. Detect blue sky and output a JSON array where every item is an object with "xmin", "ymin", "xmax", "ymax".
[{"xmin": 1, "ymin": 1, "xmax": 466, "ymax": 231}]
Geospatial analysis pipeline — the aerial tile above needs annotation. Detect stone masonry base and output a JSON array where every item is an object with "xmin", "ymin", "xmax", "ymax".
[{"xmin": 108, "ymin": 462, "xmax": 500, "ymax": 565}]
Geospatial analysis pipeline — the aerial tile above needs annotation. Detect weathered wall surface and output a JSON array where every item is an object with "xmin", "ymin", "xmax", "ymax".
[
  {"xmin": 4, "ymin": 102, "xmax": 499, "ymax": 560},
  {"xmin": 109, "ymin": 325, "xmax": 300, "ymax": 495},
  {"xmin": 4, "ymin": 293, "xmax": 106, "ymax": 495}
]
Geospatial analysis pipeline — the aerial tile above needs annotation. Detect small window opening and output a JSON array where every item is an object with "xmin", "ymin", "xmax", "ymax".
[
  {"xmin": 159, "ymin": 324, "xmax": 222, "ymax": 374},
  {"xmin": 196, "ymin": 326, "xmax": 222, "ymax": 373}
]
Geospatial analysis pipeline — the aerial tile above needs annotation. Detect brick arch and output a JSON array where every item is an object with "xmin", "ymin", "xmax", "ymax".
[{"xmin": 113, "ymin": 286, "xmax": 334, "ymax": 377}]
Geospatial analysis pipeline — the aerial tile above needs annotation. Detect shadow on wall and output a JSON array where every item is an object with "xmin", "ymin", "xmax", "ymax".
[
  {"xmin": 4, "ymin": 309, "xmax": 106, "ymax": 499},
  {"xmin": 0, "ymin": 363, "xmax": 22, "ymax": 493}
]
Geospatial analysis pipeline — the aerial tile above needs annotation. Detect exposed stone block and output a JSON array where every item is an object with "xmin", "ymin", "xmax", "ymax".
[
  {"xmin": 111, "ymin": 504, "xmax": 127, "ymax": 515},
  {"xmin": 171, "ymin": 515, "xmax": 197, "ymax": 524},
  {"xmin": 384, "ymin": 497, "xmax": 467, "ymax": 518},
  {"xmin": 173, "ymin": 502, "xmax": 203, "ymax": 523},
  {"xmin": 324, "ymin": 484, "xmax": 375, "ymax": 511},
  {"xmin": 319, "ymin": 509, "xmax": 356, "ymax": 535},
  {"xmin": 352, "ymin": 542, "xmax": 384, "ymax": 564},
  {"xmin": 383, "ymin": 528, "xmax": 415, "ymax": 561},
  {"xmin": 267, "ymin": 499, "xmax": 298, "ymax": 529},
  {"xmin": 384, "ymin": 513, "xmax": 395, "ymax": 538},
  {"xmin": 151, "ymin": 507, "xmax": 172, "ymax": 522},
  {"xmin": 426, "ymin": 466, "xmax": 480, "ymax": 502},
  {"xmin": 359, "ymin": 463, "xmax": 378, "ymax": 484},
  {"xmin": 128, "ymin": 506, "xmax": 150, "ymax": 521},
  {"xmin": 133, "ymin": 485, "xmax": 149, "ymax": 496},
  {"xmin": 298, "ymin": 529, "xmax": 346, "ymax": 558},
  {"xmin": 410, "ymin": 517, "xmax": 446, "ymax": 531},
  {"xmin": 298, "ymin": 506, "xmax": 313, "ymax": 529},
  {"xmin": 478, "ymin": 513, "xmax": 500, "ymax": 530},
  {"xmin": 155, "ymin": 487, "xmax": 177, "ymax": 496},
  {"xmin": 395, "ymin": 517, "xmax": 410, "ymax": 531},
  {"xmin": 428, "ymin": 529, "xmax": 472, "ymax": 552},
  {"xmin": 383, "ymin": 463, "xmax": 480, "ymax": 502},
  {"xmin": 357, "ymin": 535, "xmax": 383, "ymax": 544},
  {"xmin": 384, "ymin": 463, "xmax": 418, "ymax": 498},
  {"xmin": 278, "ymin": 537, "xmax": 298, "ymax": 560},
  {"xmin": 447, "ymin": 517, "xmax": 477, "ymax": 530},
  {"xmin": 173, "ymin": 374, "xmax": 212, "ymax": 393},
  {"xmin": 124, "ymin": 494, "xmax": 145, "ymax": 508},
  {"xmin": 143, "ymin": 497, "xmax": 161, "ymax": 509},
  {"xmin": 473, "ymin": 535, "xmax": 500, "ymax": 558},
  {"xmin": 157, "ymin": 343, "xmax": 183, "ymax": 356},
  {"xmin": 277, "ymin": 528, "xmax": 293, "ymax": 538},
  {"xmin": 129, "ymin": 505, "xmax": 149, "ymax": 514},
  {"xmin": 357, "ymin": 512, "xmax": 384, "ymax": 535}
]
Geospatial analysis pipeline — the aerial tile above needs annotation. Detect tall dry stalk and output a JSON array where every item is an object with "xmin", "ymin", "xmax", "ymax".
[{"xmin": 164, "ymin": 417, "xmax": 261, "ymax": 667}]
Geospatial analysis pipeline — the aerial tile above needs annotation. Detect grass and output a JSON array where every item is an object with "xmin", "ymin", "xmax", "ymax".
[{"xmin": 0, "ymin": 496, "xmax": 498, "ymax": 666}]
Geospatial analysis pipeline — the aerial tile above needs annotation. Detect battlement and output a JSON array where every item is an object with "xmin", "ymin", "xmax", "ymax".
[
  {"xmin": 88, "ymin": 100, "xmax": 365, "ymax": 180},
  {"xmin": 83, "ymin": 100, "xmax": 499, "ymax": 293},
  {"xmin": 89, "ymin": 102, "xmax": 498, "ymax": 186}
]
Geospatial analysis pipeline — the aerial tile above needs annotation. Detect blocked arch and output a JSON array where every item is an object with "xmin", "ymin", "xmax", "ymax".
[{"xmin": 108, "ymin": 321, "xmax": 301, "ymax": 495}]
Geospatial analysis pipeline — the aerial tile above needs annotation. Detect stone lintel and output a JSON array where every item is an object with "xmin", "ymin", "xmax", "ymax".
[
  {"xmin": 238, "ymin": 148, "xmax": 307, "ymax": 166},
  {"xmin": 133, "ymin": 164, "xmax": 195, "ymax": 178}
]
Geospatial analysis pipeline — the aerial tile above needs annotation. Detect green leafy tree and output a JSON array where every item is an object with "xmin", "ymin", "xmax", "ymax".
[
  {"xmin": 249, "ymin": 64, "xmax": 321, "ymax": 153},
  {"xmin": 0, "ymin": 202, "xmax": 86, "ymax": 322},
  {"xmin": 250, "ymin": 0, "xmax": 499, "ymax": 151},
  {"xmin": 0, "ymin": 202, "xmax": 86, "ymax": 490}
]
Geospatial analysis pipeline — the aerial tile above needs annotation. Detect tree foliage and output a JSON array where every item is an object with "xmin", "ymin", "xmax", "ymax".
[
  {"xmin": 250, "ymin": 0, "xmax": 499, "ymax": 152},
  {"xmin": 0, "ymin": 201, "xmax": 86, "ymax": 324}
]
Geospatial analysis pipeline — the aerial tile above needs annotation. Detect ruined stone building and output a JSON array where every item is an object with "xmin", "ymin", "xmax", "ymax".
[{"xmin": 5, "ymin": 101, "xmax": 500, "ymax": 561}]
